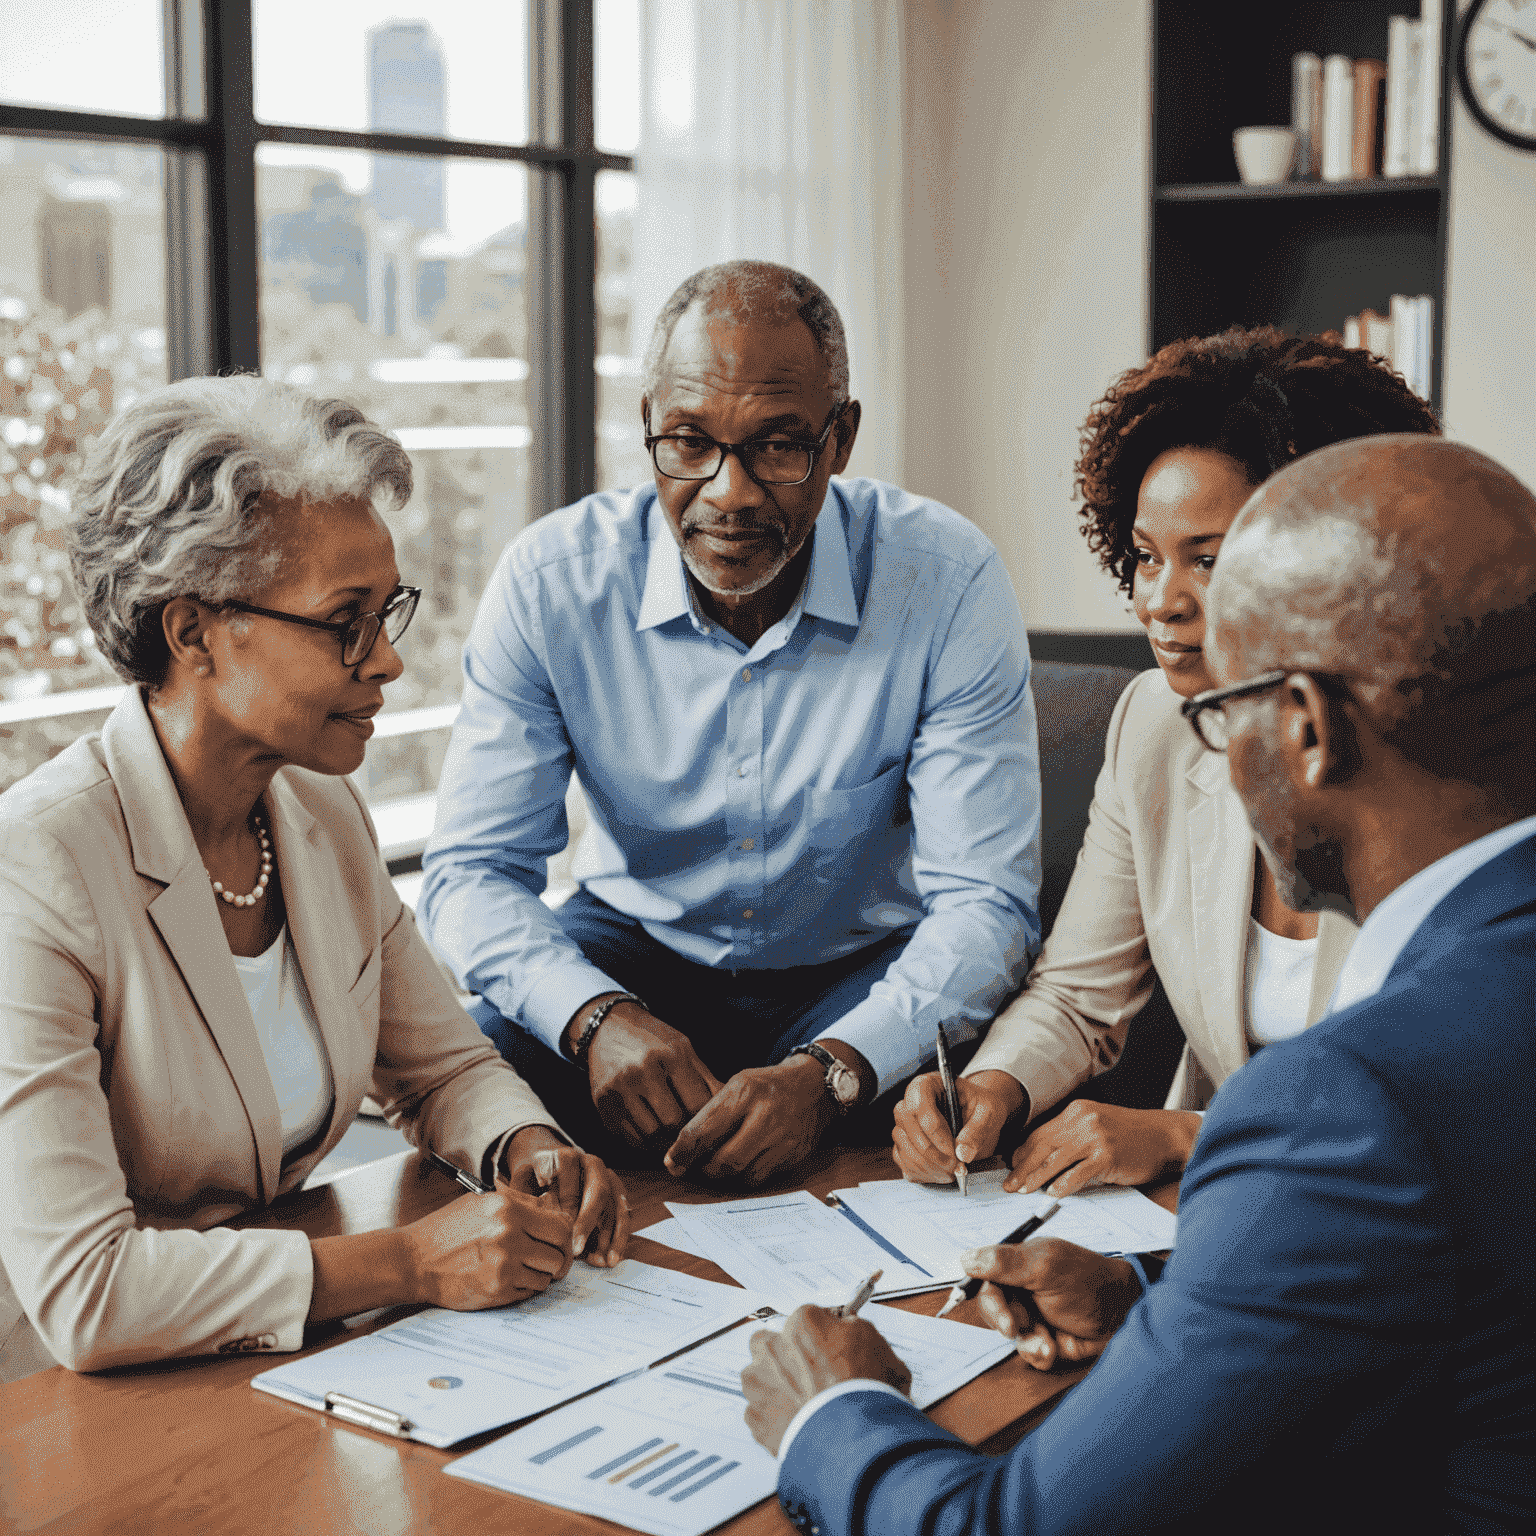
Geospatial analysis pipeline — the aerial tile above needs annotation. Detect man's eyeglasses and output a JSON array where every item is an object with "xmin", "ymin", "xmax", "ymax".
[
  {"xmin": 643, "ymin": 402, "xmax": 847, "ymax": 486},
  {"xmin": 1180, "ymin": 670, "xmax": 1290, "ymax": 752},
  {"xmin": 220, "ymin": 585, "xmax": 421, "ymax": 669}
]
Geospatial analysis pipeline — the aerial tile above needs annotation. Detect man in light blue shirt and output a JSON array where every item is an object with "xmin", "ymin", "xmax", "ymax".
[{"xmin": 420, "ymin": 261, "xmax": 1040, "ymax": 1184}]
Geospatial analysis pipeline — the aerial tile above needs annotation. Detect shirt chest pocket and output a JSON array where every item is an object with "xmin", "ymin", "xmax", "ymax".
[{"xmin": 805, "ymin": 760, "xmax": 909, "ymax": 877}]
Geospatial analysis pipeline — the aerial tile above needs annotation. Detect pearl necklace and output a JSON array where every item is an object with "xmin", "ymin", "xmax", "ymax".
[{"xmin": 212, "ymin": 813, "xmax": 273, "ymax": 908}]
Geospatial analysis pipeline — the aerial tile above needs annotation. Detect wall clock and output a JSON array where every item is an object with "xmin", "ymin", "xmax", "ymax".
[{"xmin": 1457, "ymin": 0, "xmax": 1536, "ymax": 150}]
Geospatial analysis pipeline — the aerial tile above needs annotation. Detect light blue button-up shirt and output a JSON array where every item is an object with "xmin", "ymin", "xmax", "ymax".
[{"xmin": 419, "ymin": 477, "xmax": 1042, "ymax": 1092}]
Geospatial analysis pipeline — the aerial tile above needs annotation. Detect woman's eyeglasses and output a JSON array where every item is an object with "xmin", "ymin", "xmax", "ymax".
[{"xmin": 219, "ymin": 585, "xmax": 421, "ymax": 668}]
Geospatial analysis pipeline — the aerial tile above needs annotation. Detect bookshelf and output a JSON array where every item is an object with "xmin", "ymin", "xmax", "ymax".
[{"xmin": 1150, "ymin": 2, "xmax": 1454, "ymax": 411}]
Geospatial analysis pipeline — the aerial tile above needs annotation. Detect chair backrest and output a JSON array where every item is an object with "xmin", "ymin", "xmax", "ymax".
[
  {"xmin": 1028, "ymin": 658, "xmax": 1185, "ymax": 1111},
  {"xmin": 1029, "ymin": 659, "xmax": 1139, "ymax": 942}
]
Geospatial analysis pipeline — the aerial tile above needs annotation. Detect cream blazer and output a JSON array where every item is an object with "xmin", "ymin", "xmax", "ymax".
[
  {"xmin": 966, "ymin": 668, "xmax": 1357, "ymax": 1118},
  {"xmin": 0, "ymin": 689, "xmax": 562, "ymax": 1383}
]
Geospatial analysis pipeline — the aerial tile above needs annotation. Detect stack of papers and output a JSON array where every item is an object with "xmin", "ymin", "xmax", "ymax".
[
  {"xmin": 253, "ymin": 1260, "xmax": 764, "ymax": 1447},
  {"xmin": 645, "ymin": 1171, "xmax": 1176, "ymax": 1310},
  {"xmin": 834, "ymin": 1169, "xmax": 1178, "ymax": 1280},
  {"xmin": 446, "ymin": 1301, "xmax": 1012, "ymax": 1536}
]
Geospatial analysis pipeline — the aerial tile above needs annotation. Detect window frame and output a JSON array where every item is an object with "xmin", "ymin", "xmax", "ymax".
[{"xmin": 0, "ymin": 0, "xmax": 632, "ymax": 516}]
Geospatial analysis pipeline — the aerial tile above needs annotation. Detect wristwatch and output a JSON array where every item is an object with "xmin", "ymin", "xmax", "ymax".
[{"xmin": 789, "ymin": 1042, "xmax": 861, "ymax": 1113}]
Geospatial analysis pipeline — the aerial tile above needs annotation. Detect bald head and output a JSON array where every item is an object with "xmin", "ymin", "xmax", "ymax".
[{"xmin": 1209, "ymin": 436, "xmax": 1536, "ymax": 787}]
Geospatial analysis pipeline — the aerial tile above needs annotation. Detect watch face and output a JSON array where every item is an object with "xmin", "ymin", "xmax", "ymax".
[
  {"xmin": 829, "ymin": 1064, "xmax": 860, "ymax": 1106},
  {"xmin": 1459, "ymin": 0, "xmax": 1536, "ymax": 150}
]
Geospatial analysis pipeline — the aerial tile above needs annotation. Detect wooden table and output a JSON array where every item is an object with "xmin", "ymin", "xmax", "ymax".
[{"xmin": 0, "ymin": 1147, "xmax": 1172, "ymax": 1535}]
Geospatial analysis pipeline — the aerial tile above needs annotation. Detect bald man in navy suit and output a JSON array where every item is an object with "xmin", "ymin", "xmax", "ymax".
[{"xmin": 741, "ymin": 436, "xmax": 1536, "ymax": 1536}]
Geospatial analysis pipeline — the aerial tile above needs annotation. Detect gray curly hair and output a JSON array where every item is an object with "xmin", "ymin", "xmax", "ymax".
[
  {"xmin": 68, "ymin": 375, "xmax": 412, "ymax": 687},
  {"xmin": 641, "ymin": 260, "xmax": 850, "ymax": 401}
]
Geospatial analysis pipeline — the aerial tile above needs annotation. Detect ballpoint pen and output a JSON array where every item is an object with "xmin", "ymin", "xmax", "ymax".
[
  {"xmin": 934, "ymin": 1022, "xmax": 968, "ymax": 1197},
  {"xmin": 831, "ymin": 1268, "xmax": 883, "ymax": 1318},
  {"xmin": 934, "ymin": 1201, "xmax": 1061, "ymax": 1319},
  {"xmin": 426, "ymin": 1149, "xmax": 491, "ymax": 1195}
]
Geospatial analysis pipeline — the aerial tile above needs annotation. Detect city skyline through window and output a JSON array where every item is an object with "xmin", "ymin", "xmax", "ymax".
[{"xmin": 0, "ymin": 2, "xmax": 640, "ymax": 841}]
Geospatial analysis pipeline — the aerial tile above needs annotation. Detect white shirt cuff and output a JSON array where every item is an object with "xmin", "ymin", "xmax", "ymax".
[{"xmin": 776, "ymin": 1379, "xmax": 911, "ymax": 1462}]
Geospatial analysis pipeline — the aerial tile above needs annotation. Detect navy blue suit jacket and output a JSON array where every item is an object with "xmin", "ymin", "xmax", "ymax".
[{"xmin": 779, "ymin": 834, "xmax": 1536, "ymax": 1535}]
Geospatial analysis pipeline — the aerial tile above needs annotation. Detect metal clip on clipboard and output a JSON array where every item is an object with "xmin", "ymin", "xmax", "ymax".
[{"xmin": 324, "ymin": 1390, "xmax": 414, "ymax": 1438}]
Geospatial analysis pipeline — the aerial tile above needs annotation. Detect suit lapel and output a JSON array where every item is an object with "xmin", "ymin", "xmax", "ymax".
[
  {"xmin": 266, "ymin": 771, "xmax": 363, "ymax": 1158},
  {"xmin": 102, "ymin": 691, "xmax": 284, "ymax": 1201},
  {"xmin": 1185, "ymin": 749, "xmax": 1256, "ymax": 1084}
]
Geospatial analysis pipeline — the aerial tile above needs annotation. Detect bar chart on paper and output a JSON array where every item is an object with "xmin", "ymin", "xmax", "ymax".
[
  {"xmin": 447, "ymin": 1322, "xmax": 779, "ymax": 1536},
  {"xmin": 446, "ymin": 1302, "xmax": 1012, "ymax": 1536}
]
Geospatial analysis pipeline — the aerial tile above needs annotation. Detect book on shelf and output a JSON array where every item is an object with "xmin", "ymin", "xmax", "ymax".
[
  {"xmin": 1414, "ymin": 0, "xmax": 1442, "ymax": 175},
  {"xmin": 1341, "ymin": 296, "xmax": 1433, "ymax": 401},
  {"xmin": 1384, "ymin": 16, "xmax": 1420, "ymax": 176},
  {"xmin": 1291, "ymin": 52, "xmax": 1323, "ymax": 180},
  {"xmin": 1351, "ymin": 58, "xmax": 1388, "ymax": 178},
  {"xmin": 1320, "ymin": 54, "xmax": 1355, "ymax": 181}
]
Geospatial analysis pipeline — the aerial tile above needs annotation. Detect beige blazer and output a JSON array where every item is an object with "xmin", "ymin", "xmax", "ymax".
[
  {"xmin": 0, "ymin": 689, "xmax": 562, "ymax": 1382},
  {"xmin": 967, "ymin": 668, "xmax": 1356, "ymax": 1118}
]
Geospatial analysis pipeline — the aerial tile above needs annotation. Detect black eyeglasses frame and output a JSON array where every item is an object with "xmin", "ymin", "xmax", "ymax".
[
  {"xmin": 1180, "ymin": 670, "xmax": 1291, "ymax": 752},
  {"xmin": 218, "ymin": 585, "xmax": 422, "ymax": 669},
  {"xmin": 642, "ymin": 402, "xmax": 848, "ymax": 487}
]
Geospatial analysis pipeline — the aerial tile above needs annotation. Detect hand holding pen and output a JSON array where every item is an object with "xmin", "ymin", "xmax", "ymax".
[
  {"xmin": 933, "ymin": 1024, "xmax": 968, "ymax": 1197},
  {"xmin": 935, "ymin": 1201, "xmax": 1060, "ymax": 1318}
]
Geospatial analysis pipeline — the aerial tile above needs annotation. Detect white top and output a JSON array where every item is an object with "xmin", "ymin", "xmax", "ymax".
[
  {"xmin": 1243, "ymin": 919, "xmax": 1320, "ymax": 1046},
  {"xmin": 231, "ymin": 927, "xmax": 334, "ymax": 1154},
  {"xmin": 1327, "ymin": 812, "xmax": 1536, "ymax": 1015}
]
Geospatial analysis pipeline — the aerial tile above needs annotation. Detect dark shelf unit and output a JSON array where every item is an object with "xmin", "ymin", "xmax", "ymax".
[{"xmin": 1150, "ymin": 2, "xmax": 1454, "ymax": 411}]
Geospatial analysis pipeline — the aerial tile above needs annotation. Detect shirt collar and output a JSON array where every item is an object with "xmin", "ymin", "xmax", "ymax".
[
  {"xmin": 635, "ymin": 484, "xmax": 858, "ymax": 634},
  {"xmin": 1327, "ymin": 812, "xmax": 1536, "ymax": 1014}
]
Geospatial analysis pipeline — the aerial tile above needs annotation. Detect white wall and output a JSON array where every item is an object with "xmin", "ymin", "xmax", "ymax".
[
  {"xmin": 904, "ymin": 0, "xmax": 1536, "ymax": 631},
  {"xmin": 1442, "ymin": 0, "xmax": 1536, "ymax": 492},
  {"xmin": 903, "ymin": 0, "xmax": 1150, "ymax": 634}
]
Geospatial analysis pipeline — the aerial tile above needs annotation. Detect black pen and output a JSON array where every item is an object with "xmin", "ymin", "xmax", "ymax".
[
  {"xmin": 934, "ymin": 1201, "xmax": 1061, "ymax": 1318},
  {"xmin": 934, "ymin": 1022, "xmax": 968, "ymax": 1197},
  {"xmin": 426, "ymin": 1149, "xmax": 491, "ymax": 1195}
]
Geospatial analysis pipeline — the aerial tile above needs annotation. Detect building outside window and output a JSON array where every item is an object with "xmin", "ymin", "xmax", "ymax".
[{"xmin": 0, "ymin": 0, "xmax": 641, "ymax": 860}]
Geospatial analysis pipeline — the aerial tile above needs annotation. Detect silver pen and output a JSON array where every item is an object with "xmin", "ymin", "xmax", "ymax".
[
  {"xmin": 831, "ymin": 1268, "xmax": 882, "ymax": 1318},
  {"xmin": 426, "ymin": 1149, "xmax": 491, "ymax": 1195}
]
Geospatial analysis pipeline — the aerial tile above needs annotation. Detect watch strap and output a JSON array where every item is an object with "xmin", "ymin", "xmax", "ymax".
[{"xmin": 789, "ymin": 1042, "xmax": 857, "ymax": 1112}]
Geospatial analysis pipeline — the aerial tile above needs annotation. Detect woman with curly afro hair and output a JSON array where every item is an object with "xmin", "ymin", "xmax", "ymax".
[{"xmin": 893, "ymin": 327, "xmax": 1441, "ymax": 1252}]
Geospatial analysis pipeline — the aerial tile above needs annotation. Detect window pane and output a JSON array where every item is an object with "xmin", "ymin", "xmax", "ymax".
[
  {"xmin": 253, "ymin": 2, "xmax": 529, "ymax": 146},
  {"xmin": 0, "ymin": 137, "xmax": 169, "ymax": 792},
  {"xmin": 596, "ymin": 0, "xmax": 641, "ymax": 154},
  {"xmin": 258, "ymin": 147, "xmax": 530, "ymax": 802},
  {"xmin": 0, "ymin": 0, "xmax": 166, "ymax": 119},
  {"xmin": 596, "ymin": 169, "xmax": 648, "ymax": 493}
]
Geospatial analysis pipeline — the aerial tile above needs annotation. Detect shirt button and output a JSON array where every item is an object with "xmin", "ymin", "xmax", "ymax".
[
  {"xmin": 741, "ymin": 838, "xmax": 755, "ymax": 850},
  {"xmin": 737, "ymin": 764, "xmax": 748, "ymax": 777},
  {"xmin": 743, "ymin": 909, "xmax": 754, "ymax": 919},
  {"xmin": 742, "ymin": 668, "xmax": 752, "ymax": 681}
]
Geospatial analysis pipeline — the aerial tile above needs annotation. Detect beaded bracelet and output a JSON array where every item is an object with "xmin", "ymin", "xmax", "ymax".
[{"xmin": 571, "ymin": 992, "xmax": 646, "ymax": 1069}]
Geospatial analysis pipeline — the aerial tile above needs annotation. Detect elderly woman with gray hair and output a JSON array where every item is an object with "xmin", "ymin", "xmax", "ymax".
[{"xmin": 0, "ymin": 375, "xmax": 628, "ymax": 1384}]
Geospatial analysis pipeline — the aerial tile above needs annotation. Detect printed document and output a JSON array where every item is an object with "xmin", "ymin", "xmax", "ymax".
[
  {"xmin": 834, "ymin": 1168, "xmax": 1178, "ymax": 1278},
  {"xmin": 252, "ymin": 1260, "xmax": 760, "ymax": 1447},
  {"xmin": 663, "ymin": 1190, "xmax": 941, "ymax": 1310},
  {"xmin": 446, "ymin": 1301, "xmax": 1012, "ymax": 1536}
]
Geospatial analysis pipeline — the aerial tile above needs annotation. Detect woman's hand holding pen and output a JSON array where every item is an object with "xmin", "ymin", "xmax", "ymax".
[
  {"xmin": 399, "ymin": 1183, "xmax": 576, "ymax": 1311},
  {"xmin": 964, "ymin": 1237, "xmax": 1141, "ymax": 1371},
  {"xmin": 499, "ymin": 1126, "xmax": 631, "ymax": 1267},
  {"xmin": 892, "ymin": 1069, "xmax": 1026, "ymax": 1184}
]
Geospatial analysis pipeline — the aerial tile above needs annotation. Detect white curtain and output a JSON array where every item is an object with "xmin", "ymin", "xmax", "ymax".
[{"xmin": 632, "ymin": 0, "xmax": 906, "ymax": 486}]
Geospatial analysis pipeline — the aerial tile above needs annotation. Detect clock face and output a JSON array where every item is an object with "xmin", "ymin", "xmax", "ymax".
[{"xmin": 1459, "ymin": 0, "xmax": 1536, "ymax": 150}]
